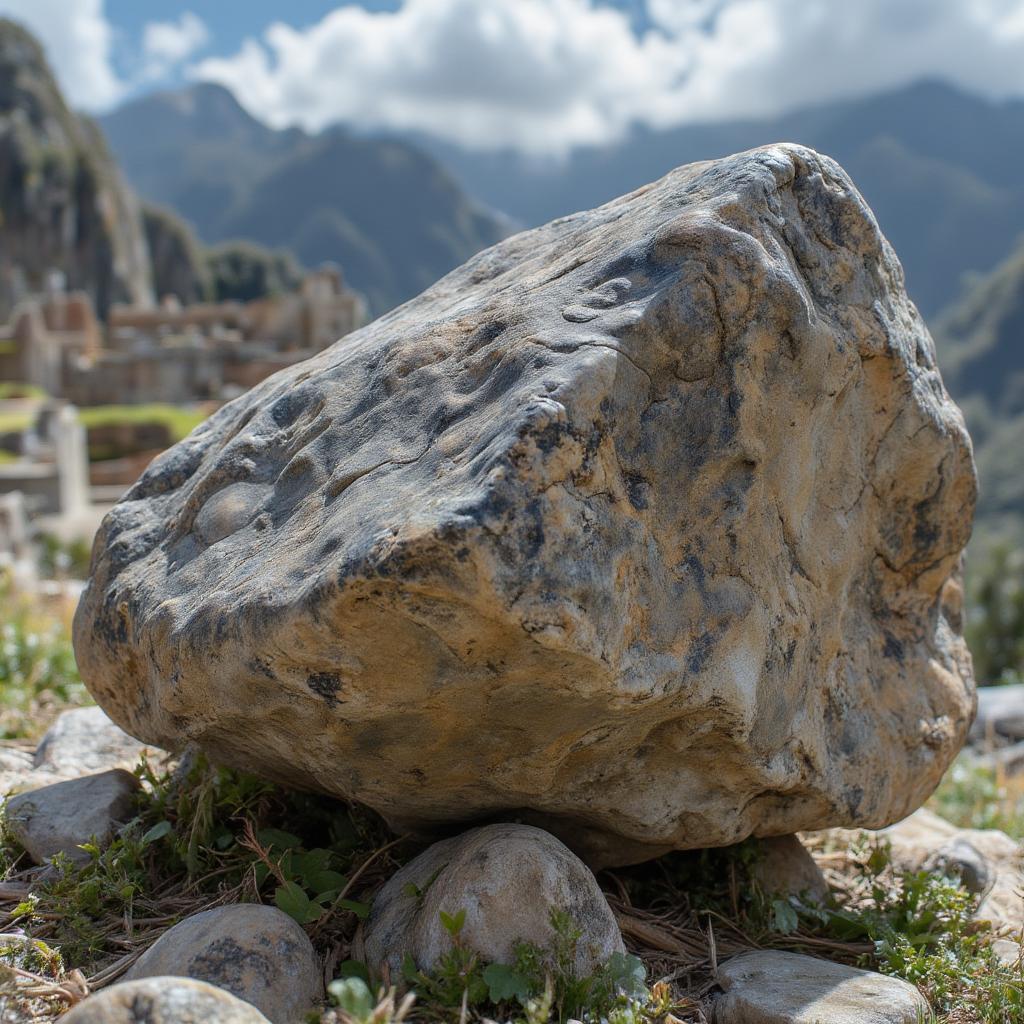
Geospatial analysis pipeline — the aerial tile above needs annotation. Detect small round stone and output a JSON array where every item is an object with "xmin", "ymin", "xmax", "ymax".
[
  {"xmin": 364, "ymin": 823, "xmax": 624, "ymax": 976},
  {"xmin": 124, "ymin": 904, "xmax": 322, "ymax": 1024},
  {"xmin": 62, "ymin": 976, "xmax": 270, "ymax": 1023}
]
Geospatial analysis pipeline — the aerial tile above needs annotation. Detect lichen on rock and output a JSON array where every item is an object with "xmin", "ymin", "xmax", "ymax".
[{"xmin": 74, "ymin": 144, "xmax": 976, "ymax": 867}]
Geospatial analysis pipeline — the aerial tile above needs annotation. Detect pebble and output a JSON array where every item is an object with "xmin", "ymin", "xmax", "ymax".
[
  {"xmin": 124, "ymin": 903, "xmax": 322, "ymax": 1023},
  {"xmin": 61, "ymin": 976, "xmax": 271, "ymax": 1023}
]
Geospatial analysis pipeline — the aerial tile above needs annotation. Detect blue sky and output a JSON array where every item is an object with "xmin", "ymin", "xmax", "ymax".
[
  {"xmin": 104, "ymin": 0, "xmax": 400, "ymax": 64},
  {"xmin": 2, "ymin": 1, "xmax": 1024, "ymax": 155}
]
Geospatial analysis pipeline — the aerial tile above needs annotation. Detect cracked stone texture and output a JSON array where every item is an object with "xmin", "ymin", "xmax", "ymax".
[
  {"xmin": 74, "ymin": 144, "xmax": 976, "ymax": 867},
  {"xmin": 364, "ymin": 823, "xmax": 624, "ymax": 975},
  {"xmin": 124, "ymin": 904, "xmax": 322, "ymax": 1024},
  {"xmin": 62, "ymin": 977, "xmax": 270, "ymax": 1023}
]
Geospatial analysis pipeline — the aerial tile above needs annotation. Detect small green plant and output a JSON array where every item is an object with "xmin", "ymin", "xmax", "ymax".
[
  {"xmin": 251, "ymin": 828, "xmax": 371, "ymax": 925},
  {"xmin": 2, "ymin": 752, "xmax": 390, "ymax": 972},
  {"xmin": 322, "ymin": 974, "xmax": 415, "ymax": 1024},
  {"xmin": 928, "ymin": 758, "xmax": 1024, "ymax": 839},
  {"xmin": 820, "ymin": 840, "xmax": 1024, "ymax": 1023},
  {"xmin": 397, "ymin": 907, "xmax": 648, "ymax": 1023},
  {"xmin": 0, "ymin": 573, "xmax": 87, "ymax": 739}
]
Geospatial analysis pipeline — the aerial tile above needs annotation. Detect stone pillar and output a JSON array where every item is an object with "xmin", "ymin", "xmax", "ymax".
[
  {"xmin": 54, "ymin": 405, "xmax": 89, "ymax": 516},
  {"xmin": 0, "ymin": 491, "xmax": 30, "ymax": 561}
]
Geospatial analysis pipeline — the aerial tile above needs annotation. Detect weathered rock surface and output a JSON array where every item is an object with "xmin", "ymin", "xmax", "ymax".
[
  {"xmin": 713, "ymin": 950, "xmax": 929, "ymax": 1023},
  {"xmin": 750, "ymin": 836, "xmax": 829, "ymax": 904},
  {"xmin": 124, "ymin": 904, "xmax": 322, "ymax": 1023},
  {"xmin": 34, "ymin": 705, "xmax": 154, "ymax": 777},
  {"xmin": 0, "ymin": 747, "xmax": 34, "ymax": 794},
  {"xmin": 364, "ymin": 823, "xmax": 623, "ymax": 975},
  {"xmin": 62, "ymin": 977, "xmax": 271, "ymax": 1023},
  {"xmin": 75, "ymin": 143, "xmax": 976, "ymax": 866},
  {"xmin": 4, "ymin": 768, "xmax": 139, "ymax": 864}
]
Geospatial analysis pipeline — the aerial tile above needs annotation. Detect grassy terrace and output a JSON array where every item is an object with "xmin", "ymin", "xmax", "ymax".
[
  {"xmin": 0, "ymin": 396, "xmax": 206, "ymax": 444},
  {"xmin": 75, "ymin": 403, "xmax": 206, "ymax": 442}
]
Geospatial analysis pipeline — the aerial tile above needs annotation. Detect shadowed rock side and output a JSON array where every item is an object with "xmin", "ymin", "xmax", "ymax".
[{"xmin": 74, "ymin": 144, "xmax": 977, "ymax": 867}]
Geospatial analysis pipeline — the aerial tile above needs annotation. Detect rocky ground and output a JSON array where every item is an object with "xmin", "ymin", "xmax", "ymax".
[{"xmin": 0, "ymin": 697, "xmax": 1022, "ymax": 1022}]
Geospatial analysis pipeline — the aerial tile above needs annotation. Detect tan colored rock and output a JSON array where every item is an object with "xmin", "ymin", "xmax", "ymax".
[
  {"xmin": 124, "ymin": 904, "xmax": 322, "ymax": 1023},
  {"xmin": 74, "ymin": 144, "xmax": 976, "ymax": 867},
  {"xmin": 751, "ymin": 836, "xmax": 829, "ymax": 904},
  {"xmin": 61, "ymin": 976, "xmax": 270, "ymax": 1023},
  {"xmin": 713, "ymin": 950, "xmax": 929, "ymax": 1023},
  {"xmin": 364, "ymin": 823, "xmax": 623, "ymax": 976},
  {"xmin": 4, "ymin": 768, "xmax": 139, "ymax": 864}
]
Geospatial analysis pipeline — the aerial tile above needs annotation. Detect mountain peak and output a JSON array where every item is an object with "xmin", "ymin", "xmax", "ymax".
[
  {"xmin": 168, "ymin": 81, "xmax": 256, "ymax": 122},
  {"xmin": 104, "ymin": 79, "xmax": 275, "ymax": 147},
  {"xmin": 0, "ymin": 16, "xmax": 75, "ymax": 132}
]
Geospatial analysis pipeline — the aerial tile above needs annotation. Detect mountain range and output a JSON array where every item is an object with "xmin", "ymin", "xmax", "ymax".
[
  {"xmin": 102, "ymin": 76, "xmax": 1024, "ymax": 560},
  {"xmin": 103, "ymin": 78, "xmax": 1024, "ymax": 323},
  {"xmin": 100, "ymin": 84, "xmax": 508, "ymax": 315},
  {"xmin": 411, "ymin": 79, "xmax": 1024, "ymax": 319},
  {"xmin": 4, "ymin": 17, "xmax": 1023, "ymax": 551},
  {"xmin": 934, "ymin": 237, "xmax": 1024, "ymax": 548}
]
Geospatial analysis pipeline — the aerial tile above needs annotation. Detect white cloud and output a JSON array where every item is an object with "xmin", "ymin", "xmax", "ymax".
[
  {"xmin": 189, "ymin": 0, "xmax": 1024, "ymax": 155},
  {"xmin": 643, "ymin": 0, "xmax": 1024, "ymax": 125},
  {"xmin": 190, "ymin": 0, "xmax": 689, "ymax": 155},
  {"xmin": 0, "ymin": 0, "xmax": 124, "ymax": 109},
  {"xmin": 141, "ymin": 12, "xmax": 209, "ymax": 83},
  {"xmin": 0, "ymin": 2, "xmax": 208, "ymax": 109}
]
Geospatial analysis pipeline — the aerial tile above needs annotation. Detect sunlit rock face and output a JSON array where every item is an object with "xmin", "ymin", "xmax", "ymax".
[{"xmin": 74, "ymin": 144, "xmax": 976, "ymax": 868}]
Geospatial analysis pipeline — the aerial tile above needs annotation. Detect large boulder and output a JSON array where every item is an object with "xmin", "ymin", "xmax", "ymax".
[{"xmin": 74, "ymin": 144, "xmax": 976, "ymax": 867}]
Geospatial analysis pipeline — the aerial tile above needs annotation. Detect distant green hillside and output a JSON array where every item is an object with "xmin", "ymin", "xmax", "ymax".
[
  {"xmin": 934, "ymin": 237, "xmax": 1024, "ymax": 546},
  {"xmin": 101, "ymin": 84, "xmax": 508, "ymax": 316}
]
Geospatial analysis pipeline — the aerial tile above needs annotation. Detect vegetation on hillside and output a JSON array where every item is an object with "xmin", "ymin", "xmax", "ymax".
[
  {"xmin": 967, "ymin": 546, "xmax": 1024, "ymax": 686},
  {"xmin": 0, "ymin": 18, "xmax": 151, "ymax": 320},
  {"xmin": 206, "ymin": 240, "xmax": 304, "ymax": 303},
  {"xmin": 142, "ymin": 203, "xmax": 211, "ymax": 306}
]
